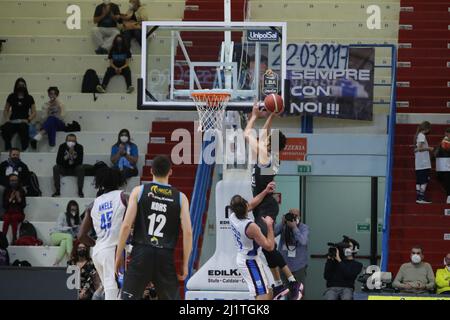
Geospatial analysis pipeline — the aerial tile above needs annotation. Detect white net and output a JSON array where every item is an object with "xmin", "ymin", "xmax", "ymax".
[{"xmin": 191, "ymin": 91, "xmax": 231, "ymax": 132}]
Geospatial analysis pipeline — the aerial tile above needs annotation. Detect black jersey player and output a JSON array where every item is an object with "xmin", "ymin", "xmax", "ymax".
[
  {"xmin": 244, "ymin": 101, "xmax": 302, "ymax": 300},
  {"xmin": 114, "ymin": 155, "xmax": 192, "ymax": 300}
]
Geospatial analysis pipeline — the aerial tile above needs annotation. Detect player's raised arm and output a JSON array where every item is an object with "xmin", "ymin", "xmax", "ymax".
[
  {"xmin": 245, "ymin": 216, "xmax": 275, "ymax": 251},
  {"xmin": 244, "ymin": 100, "xmax": 262, "ymax": 160},
  {"xmin": 247, "ymin": 181, "xmax": 275, "ymax": 211},
  {"xmin": 114, "ymin": 185, "xmax": 141, "ymax": 275},
  {"xmin": 178, "ymin": 193, "xmax": 193, "ymax": 281},
  {"xmin": 78, "ymin": 206, "xmax": 96, "ymax": 247}
]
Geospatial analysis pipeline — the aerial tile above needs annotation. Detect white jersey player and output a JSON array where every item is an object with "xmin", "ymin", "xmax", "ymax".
[
  {"xmin": 78, "ymin": 168, "xmax": 127, "ymax": 300},
  {"xmin": 228, "ymin": 182, "xmax": 276, "ymax": 300}
]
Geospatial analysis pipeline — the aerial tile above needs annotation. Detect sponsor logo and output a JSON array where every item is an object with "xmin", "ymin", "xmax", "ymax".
[
  {"xmin": 150, "ymin": 185, "xmax": 172, "ymax": 197},
  {"xmin": 208, "ymin": 269, "xmax": 241, "ymax": 277},
  {"xmin": 247, "ymin": 30, "xmax": 279, "ymax": 42}
]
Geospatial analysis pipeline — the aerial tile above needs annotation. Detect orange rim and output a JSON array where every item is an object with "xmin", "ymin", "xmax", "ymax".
[{"xmin": 191, "ymin": 92, "xmax": 231, "ymax": 100}]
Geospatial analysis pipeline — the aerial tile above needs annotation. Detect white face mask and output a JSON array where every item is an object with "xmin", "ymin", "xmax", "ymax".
[
  {"xmin": 344, "ymin": 248, "xmax": 353, "ymax": 257},
  {"xmin": 67, "ymin": 141, "xmax": 76, "ymax": 148},
  {"xmin": 129, "ymin": 3, "xmax": 135, "ymax": 10},
  {"xmin": 120, "ymin": 136, "xmax": 129, "ymax": 143},
  {"xmin": 411, "ymin": 254, "xmax": 422, "ymax": 264}
]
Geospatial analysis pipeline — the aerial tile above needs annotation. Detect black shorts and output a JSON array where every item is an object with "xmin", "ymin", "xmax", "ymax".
[
  {"xmin": 121, "ymin": 245, "xmax": 179, "ymax": 300},
  {"xmin": 416, "ymin": 169, "xmax": 431, "ymax": 185},
  {"xmin": 253, "ymin": 197, "xmax": 279, "ymax": 237}
]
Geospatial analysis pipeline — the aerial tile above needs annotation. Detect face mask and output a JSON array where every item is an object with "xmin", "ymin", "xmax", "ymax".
[
  {"xmin": 67, "ymin": 141, "xmax": 76, "ymax": 148},
  {"xmin": 120, "ymin": 136, "xmax": 129, "ymax": 143},
  {"xmin": 10, "ymin": 157, "xmax": 20, "ymax": 164},
  {"xmin": 10, "ymin": 181, "xmax": 19, "ymax": 188},
  {"xmin": 344, "ymin": 248, "xmax": 353, "ymax": 257},
  {"xmin": 411, "ymin": 254, "xmax": 422, "ymax": 264},
  {"xmin": 129, "ymin": 3, "xmax": 135, "ymax": 10},
  {"xmin": 70, "ymin": 210, "xmax": 77, "ymax": 216},
  {"xmin": 77, "ymin": 249, "xmax": 88, "ymax": 258}
]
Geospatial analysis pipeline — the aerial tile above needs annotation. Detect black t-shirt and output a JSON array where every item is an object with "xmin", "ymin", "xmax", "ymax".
[
  {"xmin": 251, "ymin": 161, "xmax": 278, "ymax": 213},
  {"xmin": 6, "ymin": 93, "xmax": 34, "ymax": 121},
  {"xmin": 133, "ymin": 183, "xmax": 181, "ymax": 250},
  {"xmin": 109, "ymin": 49, "xmax": 132, "ymax": 68},
  {"xmin": 94, "ymin": 3, "xmax": 120, "ymax": 28}
]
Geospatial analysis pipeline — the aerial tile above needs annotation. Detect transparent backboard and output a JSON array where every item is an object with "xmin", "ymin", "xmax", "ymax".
[{"xmin": 138, "ymin": 21, "xmax": 287, "ymax": 111}]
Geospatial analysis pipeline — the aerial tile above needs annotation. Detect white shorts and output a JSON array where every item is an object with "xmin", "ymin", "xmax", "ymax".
[
  {"xmin": 237, "ymin": 255, "xmax": 269, "ymax": 297},
  {"xmin": 92, "ymin": 247, "xmax": 118, "ymax": 292}
]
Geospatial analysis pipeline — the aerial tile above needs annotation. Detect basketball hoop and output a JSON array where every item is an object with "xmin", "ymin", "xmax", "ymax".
[{"xmin": 191, "ymin": 90, "xmax": 231, "ymax": 132}]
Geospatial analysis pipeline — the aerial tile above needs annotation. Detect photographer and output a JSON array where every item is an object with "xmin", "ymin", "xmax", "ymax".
[
  {"xmin": 323, "ymin": 236, "xmax": 363, "ymax": 300},
  {"xmin": 274, "ymin": 208, "xmax": 309, "ymax": 286}
]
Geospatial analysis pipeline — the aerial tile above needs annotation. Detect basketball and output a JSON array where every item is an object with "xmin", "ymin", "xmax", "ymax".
[
  {"xmin": 264, "ymin": 94, "xmax": 284, "ymax": 114},
  {"xmin": 441, "ymin": 137, "xmax": 450, "ymax": 151}
]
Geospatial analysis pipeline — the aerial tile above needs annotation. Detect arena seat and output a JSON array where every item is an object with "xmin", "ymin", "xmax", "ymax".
[
  {"xmin": 7, "ymin": 245, "xmax": 68, "ymax": 267},
  {"xmin": 0, "ymin": 0, "xmax": 185, "ymax": 20}
]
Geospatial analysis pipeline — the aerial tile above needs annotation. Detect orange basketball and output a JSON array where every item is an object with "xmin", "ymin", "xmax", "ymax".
[
  {"xmin": 441, "ymin": 138, "xmax": 450, "ymax": 151},
  {"xmin": 264, "ymin": 94, "xmax": 284, "ymax": 114}
]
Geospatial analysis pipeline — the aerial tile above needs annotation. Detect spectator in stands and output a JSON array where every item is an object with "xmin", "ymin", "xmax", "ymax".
[
  {"xmin": 275, "ymin": 208, "xmax": 309, "ymax": 286},
  {"xmin": 392, "ymin": 246, "xmax": 435, "ymax": 294},
  {"xmin": 50, "ymin": 200, "xmax": 82, "ymax": 266},
  {"xmin": 96, "ymin": 35, "xmax": 134, "ymax": 94},
  {"xmin": 68, "ymin": 241, "xmax": 100, "ymax": 300},
  {"xmin": 414, "ymin": 121, "xmax": 433, "ymax": 204},
  {"xmin": 0, "ymin": 231, "xmax": 9, "ymax": 266},
  {"xmin": 323, "ymin": 237, "xmax": 362, "ymax": 300},
  {"xmin": 110, "ymin": 129, "xmax": 139, "ymax": 179},
  {"xmin": 121, "ymin": 0, "xmax": 148, "ymax": 48},
  {"xmin": 435, "ymin": 128, "xmax": 450, "ymax": 204},
  {"xmin": 92, "ymin": 0, "xmax": 121, "ymax": 55},
  {"xmin": 2, "ymin": 174, "xmax": 26, "ymax": 244},
  {"xmin": 31, "ymin": 87, "xmax": 65, "ymax": 148},
  {"xmin": 0, "ymin": 148, "xmax": 30, "ymax": 189},
  {"xmin": 435, "ymin": 253, "xmax": 450, "ymax": 295},
  {"xmin": 1, "ymin": 78, "xmax": 36, "ymax": 151},
  {"xmin": 53, "ymin": 134, "xmax": 85, "ymax": 198}
]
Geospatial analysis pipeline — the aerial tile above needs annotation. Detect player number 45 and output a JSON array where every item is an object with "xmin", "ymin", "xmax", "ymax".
[{"xmin": 100, "ymin": 211, "xmax": 113, "ymax": 230}]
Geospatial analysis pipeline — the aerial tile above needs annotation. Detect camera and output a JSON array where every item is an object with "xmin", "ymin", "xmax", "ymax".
[
  {"xmin": 327, "ymin": 235, "xmax": 360, "ymax": 259},
  {"xmin": 284, "ymin": 212, "xmax": 296, "ymax": 222}
]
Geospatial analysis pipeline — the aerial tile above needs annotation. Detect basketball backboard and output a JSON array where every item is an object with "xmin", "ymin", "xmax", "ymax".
[{"xmin": 138, "ymin": 21, "xmax": 287, "ymax": 111}]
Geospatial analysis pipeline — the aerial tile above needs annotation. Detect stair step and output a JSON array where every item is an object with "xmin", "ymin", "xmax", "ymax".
[
  {"xmin": 151, "ymin": 121, "xmax": 196, "ymax": 133},
  {"xmin": 395, "ymin": 124, "xmax": 450, "ymax": 135},
  {"xmin": 392, "ymin": 203, "xmax": 450, "ymax": 215},
  {"xmin": 390, "ymin": 227, "xmax": 449, "ymax": 240},
  {"xmin": 395, "ymin": 135, "xmax": 443, "ymax": 145},
  {"xmin": 143, "ymin": 164, "xmax": 197, "ymax": 177},
  {"xmin": 399, "ymin": 29, "xmax": 450, "ymax": 39},
  {"xmin": 398, "ymin": 57, "xmax": 450, "ymax": 68},
  {"xmin": 397, "ymin": 78, "xmax": 450, "ymax": 87},
  {"xmin": 399, "ymin": 20, "xmax": 450, "ymax": 30},
  {"xmin": 393, "ymin": 179, "xmax": 444, "ymax": 192},
  {"xmin": 397, "ymin": 87, "xmax": 450, "ymax": 97},
  {"xmin": 184, "ymin": 9, "xmax": 244, "ymax": 21},
  {"xmin": 401, "ymin": 1, "xmax": 450, "ymax": 12},
  {"xmin": 147, "ymin": 142, "xmax": 201, "ymax": 154},
  {"xmin": 389, "ymin": 239, "xmax": 450, "ymax": 252},
  {"xmin": 391, "ymin": 214, "xmax": 450, "ymax": 227},
  {"xmin": 399, "ymin": 39, "xmax": 450, "ymax": 49},
  {"xmin": 398, "ymin": 67, "xmax": 450, "ymax": 78},
  {"xmin": 400, "ymin": 11, "xmax": 450, "ymax": 21},
  {"xmin": 392, "ymin": 191, "xmax": 448, "ymax": 204}
]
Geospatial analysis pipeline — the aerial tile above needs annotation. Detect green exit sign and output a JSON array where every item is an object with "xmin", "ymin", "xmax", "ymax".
[
  {"xmin": 298, "ymin": 164, "xmax": 312, "ymax": 174},
  {"xmin": 357, "ymin": 223, "xmax": 383, "ymax": 233}
]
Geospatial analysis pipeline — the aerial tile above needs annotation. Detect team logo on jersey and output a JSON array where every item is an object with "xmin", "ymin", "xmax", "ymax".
[
  {"xmin": 150, "ymin": 185, "xmax": 172, "ymax": 197},
  {"xmin": 150, "ymin": 236, "xmax": 162, "ymax": 248}
]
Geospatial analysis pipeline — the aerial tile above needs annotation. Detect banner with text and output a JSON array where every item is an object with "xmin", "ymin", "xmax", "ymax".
[{"xmin": 269, "ymin": 44, "xmax": 375, "ymax": 120}]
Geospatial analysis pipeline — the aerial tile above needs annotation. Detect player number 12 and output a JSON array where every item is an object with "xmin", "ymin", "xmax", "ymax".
[{"xmin": 148, "ymin": 213, "xmax": 166, "ymax": 237}]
